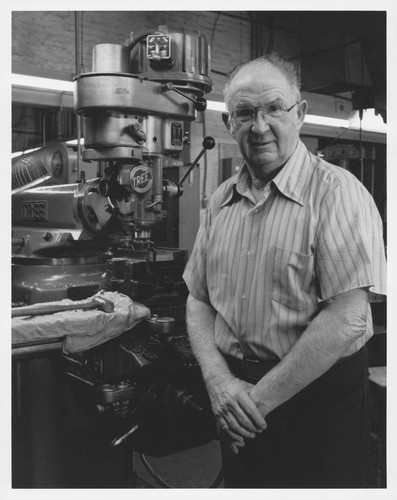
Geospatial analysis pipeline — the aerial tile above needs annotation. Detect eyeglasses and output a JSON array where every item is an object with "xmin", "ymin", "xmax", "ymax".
[{"xmin": 229, "ymin": 102, "xmax": 300, "ymax": 127}]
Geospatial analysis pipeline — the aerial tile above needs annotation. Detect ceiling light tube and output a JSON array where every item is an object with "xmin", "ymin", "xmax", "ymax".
[
  {"xmin": 304, "ymin": 114, "xmax": 349, "ymax": 129},
  {"xmin": 12, "ymin": 74, "xmax": 74, "ymax": 92},
  {"xmin": 206, "ymin": 100, "xmax": 227, "ymax": 112}
]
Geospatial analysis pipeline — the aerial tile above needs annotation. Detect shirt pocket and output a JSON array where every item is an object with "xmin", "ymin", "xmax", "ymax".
[{"xmin": 272, "ymin": 247, "xmax": 314, "ymax": 311}]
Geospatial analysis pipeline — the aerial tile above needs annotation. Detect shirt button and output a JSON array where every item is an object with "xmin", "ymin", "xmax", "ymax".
[
  {"xmin": 247, "ymin": 251, "xmax": 252, "ymax": 258},
  {"xmin": 253, "ymin": 209, "xmax": 258, "ymax": 214},
  {"xmin": 240, "ymin": 294, "xmax": 247, "ymax": 301}
]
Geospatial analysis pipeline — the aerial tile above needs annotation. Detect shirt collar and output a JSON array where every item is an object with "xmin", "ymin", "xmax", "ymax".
[
  {"xmin": 271, "ymin": 140, "xmax": 310, "ymax": 206},
  {"xmin": 220, "ymin": 139, "xmax": 310, "ymax": 208},
  {"xmin": 219, "ymin": 167, "xmax": 250, "ymax": 207}
]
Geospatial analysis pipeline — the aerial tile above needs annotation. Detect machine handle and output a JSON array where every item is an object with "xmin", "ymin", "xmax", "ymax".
[
  {"xmin": 12, "ymin": 296, "xmax": 115, "ymax": 317},
  {"xmin": 111, "ymin": 424, "xmax": 139, "ymax": 447},
  {"xmin": 178, "ymin": 136, "xmax": 215, "ymax": 188},
  {"xmin": 160, "ymin": 82, "xmax": 207, "ymax": 112}
]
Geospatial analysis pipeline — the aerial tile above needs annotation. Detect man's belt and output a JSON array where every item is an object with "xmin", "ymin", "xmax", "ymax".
[
  {"xmin": 225, "ymin": 356, "xmax": 279, "ymax": 383},
  {"xmin": 226, "ymin": 347, "xmax": 367, "ymax": 384}
]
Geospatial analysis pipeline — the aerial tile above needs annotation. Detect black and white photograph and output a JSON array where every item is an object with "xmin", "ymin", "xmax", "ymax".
[{"xmin": 4, "ymin": 2, "xmax": 395, "ymax": 498}]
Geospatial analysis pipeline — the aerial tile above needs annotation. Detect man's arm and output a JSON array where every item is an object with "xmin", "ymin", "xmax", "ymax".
[
  {"xmin": 250, "ymin": 287, "xmax": 368, "ymax": 417},
  {"xmin": 186, "ymin": 294, "xmax": 267, "ymax": 446}
]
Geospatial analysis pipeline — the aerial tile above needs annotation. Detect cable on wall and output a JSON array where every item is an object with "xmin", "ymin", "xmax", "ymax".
[
  {"xmin": 198, "ymin": 11, "xmax": 222, "ymax": 210},
  {"xmin": 200, "ymin": 113, "xmax": 210, "ymax": 208},
  {"xmin": 210, "ymin": 12, "xmax": 221, "ymax": 47},
  {"xmin": 74, "ymin": 11, "xmax": 85, "ymax": 181}
]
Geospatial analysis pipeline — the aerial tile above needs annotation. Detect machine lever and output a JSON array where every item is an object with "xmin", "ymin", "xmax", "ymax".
[
  {"xmin": 160, "ymin": 82, "xmax": 207, "ymax": 112},
  {"xmin": 111, "ymin": 424, "xmax": 139, "ymax": 447},
  {"xmin": 178, "ymin": 136, "xmax": 216, "ymax": 187}
]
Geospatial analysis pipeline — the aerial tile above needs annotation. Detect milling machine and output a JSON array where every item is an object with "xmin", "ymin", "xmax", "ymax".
[
  {"xmin": 12, "ymin": 26, "xmax": 217, "ymax": 484},
  {"xmin": 12, "ymin": 27, "xmax": 214, "ymax": 308}
]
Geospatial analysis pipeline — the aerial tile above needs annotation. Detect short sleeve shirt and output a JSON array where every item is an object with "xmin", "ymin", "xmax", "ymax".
[{"xmin": 182, "ymin": 140, "xmax": 386, "ymax": 361}]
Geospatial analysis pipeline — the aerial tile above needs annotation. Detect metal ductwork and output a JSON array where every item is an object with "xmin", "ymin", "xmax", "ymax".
[
  {"xmin": 298, "ymin": 11, "xmax": 386, "ymax": 120},
  {"xmin": 300, "ymin": 42, "xmax": 372, "ymax": 95}
]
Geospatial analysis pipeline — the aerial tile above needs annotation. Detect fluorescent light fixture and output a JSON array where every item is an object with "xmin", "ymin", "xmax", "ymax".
[
  {"xmin": 65, "ymin": 139, "xmax": 84, "ymax": 146},
  {"xmin": 12, "ymin": 139, "xmax": 84, "ymax": 159},
  {"xmin": 12, "ymin": 74, "xmax": 74, "ymax": 92},
  {"xmin": 207, "ymin": 100, "xmax": 227, "ymax": 112},
  {"xmin": 348, "ymin": 109, "xmax": 387, "ymax": 134},
  {"xmin": 12, "ymin": 146, "xmax": 41, "ymax": 159},
  {"xmin": 305, "ymin": 114, "xmax": 349, "ymax": 129}
]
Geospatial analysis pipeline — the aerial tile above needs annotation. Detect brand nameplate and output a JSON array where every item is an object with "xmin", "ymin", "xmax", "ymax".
[
  {"xmin": 21, "ymin": 201, "xmax": 48, "ymax": 221},
  {"xmin": 129, "ymin": 166, "xmax": 153, "ymax": 193}
]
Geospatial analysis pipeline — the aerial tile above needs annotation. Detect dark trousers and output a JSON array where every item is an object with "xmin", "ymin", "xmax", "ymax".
[{"xmin": 222, "ymin": 348, "xmax": 370, "ymax": 488}]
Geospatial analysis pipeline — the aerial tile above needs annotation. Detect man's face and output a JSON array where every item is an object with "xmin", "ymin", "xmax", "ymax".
[{"xmin": 226, "ymin": 63, "xmax": 306, "ymax": 173}]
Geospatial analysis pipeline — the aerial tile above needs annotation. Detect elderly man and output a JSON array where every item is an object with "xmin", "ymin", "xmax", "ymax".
[{"xmin": 182, "ymin": 54, "xmax": 386, "ymax": 488}]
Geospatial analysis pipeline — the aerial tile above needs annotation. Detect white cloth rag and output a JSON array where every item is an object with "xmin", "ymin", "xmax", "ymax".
[{"xmin": 12, "ymin": 291, "xmax": 151, "ymax": 353}]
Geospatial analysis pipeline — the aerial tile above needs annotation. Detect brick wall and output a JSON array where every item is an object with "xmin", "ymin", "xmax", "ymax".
[
  {"xmin": 12, "ymin": 11, "xmax": 257, "ymax": 95},
  {"xmin": 12, "ymin": 11, "xmax": 301, "ymax": 92}
]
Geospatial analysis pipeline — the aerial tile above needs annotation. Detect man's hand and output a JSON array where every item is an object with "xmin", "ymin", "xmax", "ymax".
[
  {"xmin": 205, "ymin": 372, "xmax": 267, "ymax": 451},
  {"xmin": 217, "ymin": 421, "xmax": 247, "ymax": 455}
]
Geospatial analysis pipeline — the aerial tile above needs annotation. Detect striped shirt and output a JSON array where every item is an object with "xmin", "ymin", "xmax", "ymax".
[{"xmin": 183, "ymin": 140, "xmax": 387, "ymax": 361}]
